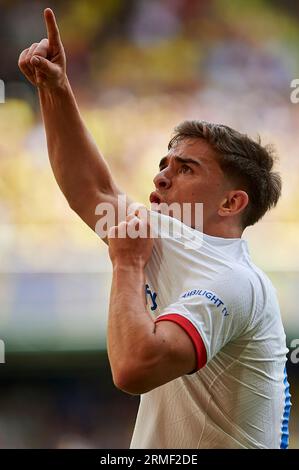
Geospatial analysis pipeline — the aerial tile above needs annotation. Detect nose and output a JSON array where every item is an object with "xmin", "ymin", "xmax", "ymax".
[{"xmin": 153, "ymin": 171, "xmax": 172, "ymax": 190}]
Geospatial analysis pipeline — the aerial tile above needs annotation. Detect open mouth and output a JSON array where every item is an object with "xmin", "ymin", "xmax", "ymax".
[{"xmin": 149, "ymin": 192, "xmax": 162, "ymax": 205}]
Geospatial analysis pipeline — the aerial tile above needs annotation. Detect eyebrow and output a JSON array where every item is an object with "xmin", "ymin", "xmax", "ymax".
[{"xmin": 159, "ymin": 155, "xmax": 202, "ymax": 169}]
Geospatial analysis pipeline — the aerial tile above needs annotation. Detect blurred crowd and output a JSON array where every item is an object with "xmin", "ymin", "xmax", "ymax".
[{"xmin": 0, "ymin": 354, "xmax": 139, "ymax": 449}]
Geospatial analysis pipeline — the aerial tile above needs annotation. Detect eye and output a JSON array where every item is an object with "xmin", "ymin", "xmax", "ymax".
[{"xmin": 179, "ymin": 164, "xmax": 192, "ymax": 174}]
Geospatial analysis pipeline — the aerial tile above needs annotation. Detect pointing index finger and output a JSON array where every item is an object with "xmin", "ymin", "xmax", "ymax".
[{"xmin": 44, "ymin": 8, "xmax": 61, "ymax": 48}]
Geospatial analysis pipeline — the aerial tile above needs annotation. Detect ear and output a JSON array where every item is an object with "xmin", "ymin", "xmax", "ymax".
[{"xmin": 218, "ymin": 190, "xmax": 249, "ymax": 218}]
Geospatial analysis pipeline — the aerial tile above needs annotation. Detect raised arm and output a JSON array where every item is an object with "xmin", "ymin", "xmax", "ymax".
[{"xmin": 18, "ymin": 8, "xmax": 132, "ymax": 241}]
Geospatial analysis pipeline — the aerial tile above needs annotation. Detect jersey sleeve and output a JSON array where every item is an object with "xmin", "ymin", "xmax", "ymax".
[{"xmin": 155, "ymin": 271, "xmax": 256, "ymax": 371}]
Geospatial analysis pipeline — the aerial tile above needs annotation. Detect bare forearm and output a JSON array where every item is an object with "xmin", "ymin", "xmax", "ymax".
[
  {"xmin": 38, "ymin": 77, "xmax": 118, "ymax": 228},
  {"xmin": 108, "ymin": 263, "xmax": 189, "ymax": 394},
  {"xmin": 108, "ymin": 264, "xmax": 157, "ymax": 385}
]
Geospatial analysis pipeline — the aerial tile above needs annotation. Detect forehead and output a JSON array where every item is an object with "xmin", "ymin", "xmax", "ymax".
[{"xmin": 168, "ymin": 137, "xmax": 218, "ymax": 167}]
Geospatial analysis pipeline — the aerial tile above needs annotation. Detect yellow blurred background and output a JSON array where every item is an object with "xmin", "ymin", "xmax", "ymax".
[{"xmin": 0, "ymin": 0, "xmax": 298, "ymax": 448}]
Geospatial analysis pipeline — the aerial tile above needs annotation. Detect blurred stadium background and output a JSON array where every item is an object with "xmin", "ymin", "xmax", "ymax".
[{"xmin": 0, "ymin": 0, "xmax": 298, "ymax": 448}]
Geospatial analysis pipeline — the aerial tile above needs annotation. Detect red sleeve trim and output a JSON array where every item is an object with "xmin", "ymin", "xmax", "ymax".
[{"xmin": 155, "ymin": 313, "xmax": 207, "ymax": 372}]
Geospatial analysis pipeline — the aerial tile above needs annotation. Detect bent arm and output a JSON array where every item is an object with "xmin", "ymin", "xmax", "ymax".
[{"xmin": 108, "ymin": 263, "xmax": 198, "ymax": 395}]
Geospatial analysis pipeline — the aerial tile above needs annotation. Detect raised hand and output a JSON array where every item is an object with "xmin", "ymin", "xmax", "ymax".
[{"xmin": 18, "ymin": 8, "xmax": 66, "ymax": 88}]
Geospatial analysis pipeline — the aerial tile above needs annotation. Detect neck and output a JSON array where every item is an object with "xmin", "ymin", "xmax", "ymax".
[{"xmin": 202, "ymin": 220, "xmax": 243, "ymax": 239}]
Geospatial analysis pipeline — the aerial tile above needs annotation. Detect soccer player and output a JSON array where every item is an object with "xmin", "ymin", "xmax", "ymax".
[{"xmin": 18, "ymin": 9, "xmax": 291, "ymax": 448}]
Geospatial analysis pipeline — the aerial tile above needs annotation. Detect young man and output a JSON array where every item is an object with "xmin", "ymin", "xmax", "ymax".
[{"xmin": 18, "ymin": 9, "xmax": 291, "ymax": 448}]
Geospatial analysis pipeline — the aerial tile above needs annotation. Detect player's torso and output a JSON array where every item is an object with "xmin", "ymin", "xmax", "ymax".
[{"xmin": 132, "ymin": 214, "xmax": 289, "ymax": 449}]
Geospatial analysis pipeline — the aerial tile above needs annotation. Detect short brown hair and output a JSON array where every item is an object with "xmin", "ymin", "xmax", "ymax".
[{"xmin": 168, "ymin": 120, "xmax": 282, "ymax": 228}]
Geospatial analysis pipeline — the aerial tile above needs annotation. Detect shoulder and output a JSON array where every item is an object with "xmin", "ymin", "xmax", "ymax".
[{"xmin": 208, "ymin": 263, "xmax": 256, "ymax": 301}]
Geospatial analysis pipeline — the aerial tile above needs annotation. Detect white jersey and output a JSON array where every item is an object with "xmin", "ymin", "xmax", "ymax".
[{"xmin": 130, "ymin": 211, "xmax": 291, "ymax": 449}]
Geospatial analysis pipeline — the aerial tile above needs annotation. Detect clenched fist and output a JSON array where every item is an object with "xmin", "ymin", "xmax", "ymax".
[
  {"xmin": 108, "ymin": 209, "xmax": 154, "ymax": 269},
  {"xmin": 18, "ymin": 8, "xmax": 66, "ymax": 89}
]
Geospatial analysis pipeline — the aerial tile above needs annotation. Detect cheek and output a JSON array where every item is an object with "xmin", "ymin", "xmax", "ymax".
[
  {"xmin": 189, "ymin": 187, "xmax": 215, "ymax": 211},
  {"xmin": 190, "ymin": 185, "xmax": 208, "ymax": 201}
]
